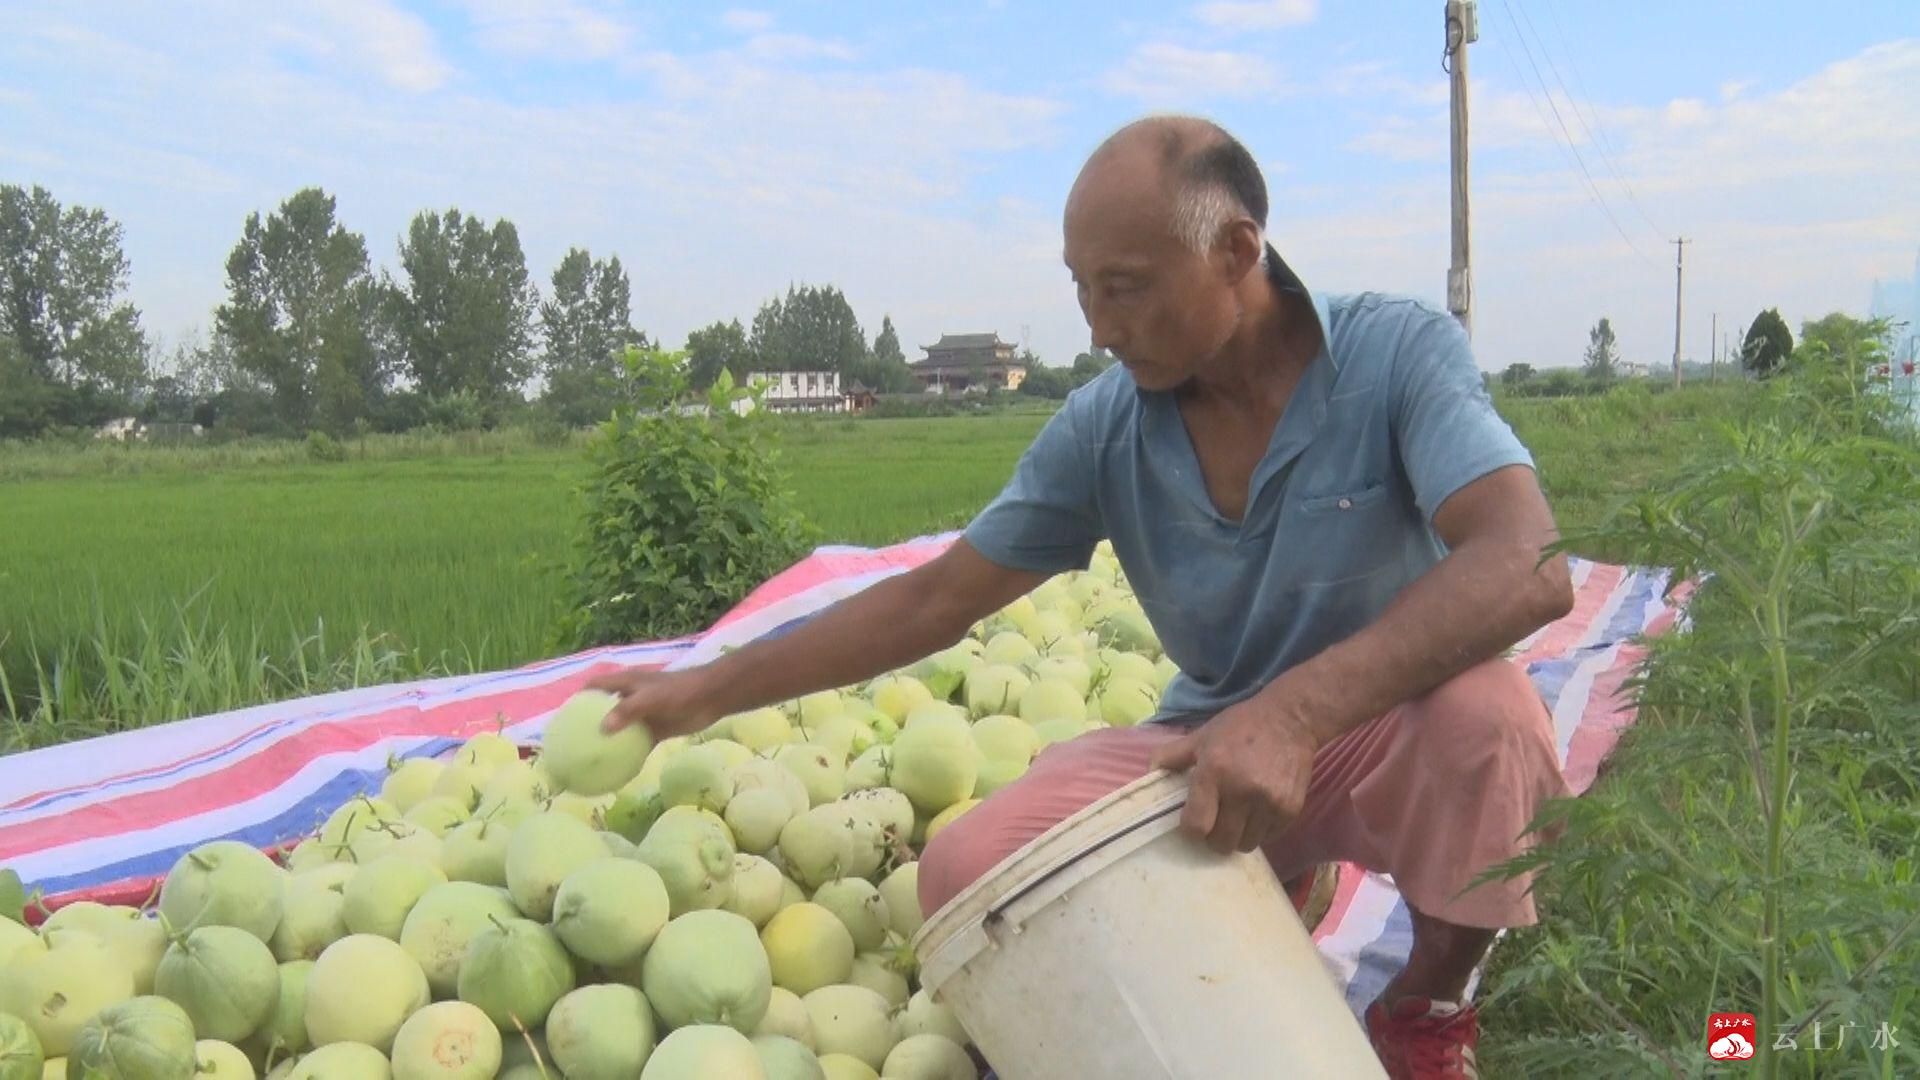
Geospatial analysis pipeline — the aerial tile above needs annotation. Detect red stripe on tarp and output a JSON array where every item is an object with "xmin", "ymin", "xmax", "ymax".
[
  {"xmin": 1516, "ymin": 562, "xmax": 1625, "ymax": 665},
  {"xmin": 1311, "ymin": 861, "xmax": 1367, "ymax": 945},
  {"xmin": 1559, "ymin": 575, "xmax": 1697, "ymax": 793},
  {"xmin": 20, "ymin": 847, "xmax": 291, "ymax": 928},
  {"xmin": 1561, "ymin": 641, "xmax": 1646, "ymax": 794},
  {"xmin": 5, "ymin": 700, "xmax": 397, "ymax": 814},
  {"xmin": 0, "ymin": 661, "xmax": 639, "ymax": 861},
  {"xmin": 710, "ymin": 537, "xmax": 954, "ymax": 630}
]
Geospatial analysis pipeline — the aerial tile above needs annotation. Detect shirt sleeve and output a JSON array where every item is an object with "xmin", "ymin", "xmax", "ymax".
[
  {"xmin": 1390, "ymin": 306, "xmax": 1535, "ymax": 522},
  {"xmin": 962, "ymin": 395, "xmax": 1106, "ymax": 574}
]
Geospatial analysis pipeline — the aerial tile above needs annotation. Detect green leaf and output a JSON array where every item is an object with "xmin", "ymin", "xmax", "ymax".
[{"xmin": 0, "ymin": 868, "xmax": 27, "ymax": 925}]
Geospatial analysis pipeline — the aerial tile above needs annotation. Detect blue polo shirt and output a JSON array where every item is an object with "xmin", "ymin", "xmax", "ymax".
[{"xmin": 962, "ymin": 249, "xmax": 1535, "ymax": 723}]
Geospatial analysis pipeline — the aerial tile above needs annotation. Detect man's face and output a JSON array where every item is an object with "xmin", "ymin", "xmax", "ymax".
[{"xmin": 1062, "ymin": 157, "xmax": 1244, "ymax": 393}]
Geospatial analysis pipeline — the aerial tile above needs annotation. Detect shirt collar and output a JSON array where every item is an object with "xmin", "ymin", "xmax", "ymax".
[{"xmin": 1263, "ymin": 241, "xmax": 1336, "ymax": 373}]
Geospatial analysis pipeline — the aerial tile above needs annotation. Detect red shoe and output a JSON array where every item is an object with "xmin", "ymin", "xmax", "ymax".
[{"xmin": 1364, "ymin": 994, "xmax": 1481, "ymax": 1079}]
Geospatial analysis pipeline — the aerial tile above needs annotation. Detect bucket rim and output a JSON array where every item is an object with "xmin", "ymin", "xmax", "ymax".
[{"xmin": 911, "ymin": 768, "xmax": 1192, "ymax": 975}]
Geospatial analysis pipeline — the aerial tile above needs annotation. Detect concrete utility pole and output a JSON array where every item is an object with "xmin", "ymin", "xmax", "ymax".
[
  {"xmin": 1446, "ymin": 1, "xmax": 1477, "ymax": 338},
  {"xmin": 1710, "ymin": 311, "xmax": 1717, "ymax": 382},
  {"xmin": 1671, "ymin": 238, "xmax": 1689, "ymax": 388}
]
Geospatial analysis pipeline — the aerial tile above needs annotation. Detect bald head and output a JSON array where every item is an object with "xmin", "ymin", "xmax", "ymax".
[
  {"xmin": 1061, "ymin": 116, "xmax": 1279, "ymax": 391},
  {"xmin": 1070, "ymin": 115, "xmax": 1269, "ymax": 257}
]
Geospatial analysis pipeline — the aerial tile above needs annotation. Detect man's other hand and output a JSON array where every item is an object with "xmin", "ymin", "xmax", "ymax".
[{"xmin": 1150, "ymin": 697, "xmax": 1318, "ymax": 854}]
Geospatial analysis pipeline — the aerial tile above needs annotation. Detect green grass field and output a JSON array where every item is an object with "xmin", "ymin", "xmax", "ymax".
[
  {"xmin": 1, "ymin": 386, "xmax": 1743, "ymax": 744},
  {"xmin": 0, "ymin": 412, "xmax": 1051, "ymax": 738}
]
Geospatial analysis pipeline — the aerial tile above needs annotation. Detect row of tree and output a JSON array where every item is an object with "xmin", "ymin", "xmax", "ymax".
[
  {"xmin": 681, "ymin": 288, "xmax": 918, "ymax": 398},
  {"xmin": 1495, "ymin": 308, "xmax": 1888, "ymax": 395},
  {"xmin": 0, "ymin": 183, "xmax": 941, "ymax": 439}
]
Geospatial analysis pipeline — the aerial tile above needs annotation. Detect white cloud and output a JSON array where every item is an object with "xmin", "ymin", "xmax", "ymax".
[
  {"xmin": 740, "ymin": 32, "xmax": 856, "ymax": 63},
  {"xmin": 1663, "ymin": 97, "xmax": 1710, "ymax": 128},
  {"xmin": 1323, "ymin": 40, "xmax": 1920, "ymax": 370},
  {"xmin": 1719, "ymin": 79, "xmax": 1752, "ymax": 102},
  {"xmin": 454, "ymin": 0, "xmax": 634, "ymax": 60},
  {"xmin": 721, "ymin": 9, "xmax": 775, "ymax": 33},
  {"xmin": 6, "ymin": 7, "xmax": 1915, "ymax": 381},
  {"xmin": 308, "ymin": 0, "xmax": 451, "ymax": 92},
  {"xmin": 1342, "ymin": 116, "xmax": 1443, "ymax": 162},
  {"xmin": 1102, "ymin": 43, "xmax": 1281, "ymax": 103},
  {"xmin": 1322, "ymin": 60, "xmax": 1448, "ymax": 106},
  {"xmin": 0, "ymin": 6, "xmax": 1082, "ymax": 367},
  {"xmin": 1194, "ymin": 0, "xmax": 1316, "ymax": 31}
]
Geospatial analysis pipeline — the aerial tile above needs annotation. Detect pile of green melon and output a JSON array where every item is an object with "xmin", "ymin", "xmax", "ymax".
[{"xmin": 0, "ymin": 544, "xmax": 1174, "ymax": 1079}]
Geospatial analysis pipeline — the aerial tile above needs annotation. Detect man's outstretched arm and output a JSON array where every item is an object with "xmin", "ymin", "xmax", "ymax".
[{"xmin": 587, "ymin": 539, "xmax": 1051, "ymax": 740}]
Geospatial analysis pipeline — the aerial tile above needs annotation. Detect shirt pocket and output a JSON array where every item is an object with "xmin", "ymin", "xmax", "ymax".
[{"xmin": 1298, "ymin": 480, "xmax": 1391, "ymax": 516}]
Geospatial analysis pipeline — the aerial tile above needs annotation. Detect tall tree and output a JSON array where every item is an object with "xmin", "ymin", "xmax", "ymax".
[
  {"xmin": 1583, "ymin": 317, "xmax": 1619, "ymax": 382},
  {"xmin": 748, "ymin": 284, "xmax": 865, "ymax": 375},
  {"xmin": 847, "ymin": 314, "xmax": 915, "ymax": 392},
  {"xmin": 0, "ymin": 184, "xmax": 148, "ymax": 392},
  {"xmin": 1798, "ymin": 312, "xmax": 1892, "ymax": 368},
  {"xmin": 1742, "ymin": 308, "xmax": 1794, "ymax": 377},
  {"xmin": 684, "ymin": 318, "xmax": 754, "ymax": 390},
  {"xmin": 540, "ymin": 248, "xmax": 644, "ymax": 423},
  {"xmin": 1501, "ymin": 362, "xmax": 1536, "ymax": 386},
  {"xmin": 215, "ymin": 187, "xmax": 391, "ymax": 432},
  {"xmin": 1070, "ymin": 347, "xmax": 1116, "ymax": 386},
  {"xmin": 872, "ymin": 315, "xmax": 905, "ymax": 368},
  {"xmin": 1018, "ymin": 363, "xmax": 1074, "ymax": 399},
  {"xmin": 388, "ymin": 208, "xmax": 538, "ymax": 403}
]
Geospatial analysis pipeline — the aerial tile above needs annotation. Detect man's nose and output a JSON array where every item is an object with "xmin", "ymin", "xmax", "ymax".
[{"xmin": 1085, "ymin": 306, "xmax": 1127, "ymax": 355}]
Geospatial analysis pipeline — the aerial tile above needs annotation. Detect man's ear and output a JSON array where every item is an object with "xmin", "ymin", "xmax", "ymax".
[{"xmin": 1219, "ymin": 219, "xmax": 1264, "ymax": 282}]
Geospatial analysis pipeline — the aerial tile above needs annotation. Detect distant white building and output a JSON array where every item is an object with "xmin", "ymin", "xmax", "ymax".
[
  {"xmin": 93, "ymin": 418, "xmax": 205, "ymax": 442},
  {"xmin": 95, "ymin": 417, "xmax": 143, "ymax": 441},
  {"xmin": 738, "ymin": 371, "xmax": 864, "ymax": 415}
]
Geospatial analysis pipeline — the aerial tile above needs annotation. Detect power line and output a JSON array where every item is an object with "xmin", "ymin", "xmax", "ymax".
[
  {"xmin": 1519, "ymin": 0, "xmax": 1669, "ymax": 241},
  {"xmin": 1539, "ymin": 0, "xmax": 1623, "ymax": 161},
  {"xmin": 1494, "ymin": 0, "xmax": 1658, "ymax": 265}
]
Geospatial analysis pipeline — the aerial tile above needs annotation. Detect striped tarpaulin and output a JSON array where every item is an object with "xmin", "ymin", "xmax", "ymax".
[{"xmin": 0, "ymin": 532, "xmax": 1689, "ymax": 1016}]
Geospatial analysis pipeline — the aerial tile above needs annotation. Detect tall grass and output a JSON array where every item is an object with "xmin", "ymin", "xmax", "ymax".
[
  {"xmin": 0, "ymin": 603, "xmax": 451, "ymax": 754},
  {"xmin": 0, "ymin": 424, "xmax": 592, "ymax": 482},
  {"xmin": 1479, "ymin": 363, "xmax": 1920, "ymax": 1077}
]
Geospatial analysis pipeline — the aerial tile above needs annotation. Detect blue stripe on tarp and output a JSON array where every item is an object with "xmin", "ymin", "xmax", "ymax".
[
  {"xmin": 27, "ymin": 738, "xmax": 461, "ymax": 895},
  {"xmin": 1600, "ymin": 569, "xmax": 1666, "ymax": 649},
  {"xmin": 1524, "ymin": 654, "xmax": 1582, "ymax": 714},
  {"xmin": 1520, "ymin": 568, "xmax": 1666, "ymax": 718},
  {"xmin": 1344, "ymin": 897, "xmax": 1414, "ymax": 1014}
]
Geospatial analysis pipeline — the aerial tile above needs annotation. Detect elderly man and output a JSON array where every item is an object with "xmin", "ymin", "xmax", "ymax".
[{"xmin": 591, "ymin": 115, "xmax": 1575, "ymax": 1079}]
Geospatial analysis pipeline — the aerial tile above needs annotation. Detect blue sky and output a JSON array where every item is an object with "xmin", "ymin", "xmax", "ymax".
[{"xmin": 2, "ymin": 1, "xmax": 1916, "ymax": 375}]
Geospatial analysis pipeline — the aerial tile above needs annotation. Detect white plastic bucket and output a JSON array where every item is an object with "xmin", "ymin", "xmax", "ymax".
[{"xmin": 912, "ymin": 769, "xmax": 1386, "ymax": 1079}]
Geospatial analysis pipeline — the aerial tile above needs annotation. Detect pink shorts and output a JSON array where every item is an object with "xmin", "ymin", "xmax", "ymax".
[{"xmin": 919, "ymin": 658, "xmax": 1573, "ymax": 930}]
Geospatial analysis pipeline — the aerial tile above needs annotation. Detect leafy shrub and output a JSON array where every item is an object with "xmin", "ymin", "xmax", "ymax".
[
  {"xmin": 422, "ymin": 389, "xmax": 493, "ymax": 432},
  {"xmin": 523, "ymin": 411, "xmax": 576, "ymax": 448},
  {"xmin": 305, "ymin": 430, "xmax": 347, "ymax": 462},
  {"xmin": 557, "ymin": 346, "xmax": 815, "ymax": 648}
]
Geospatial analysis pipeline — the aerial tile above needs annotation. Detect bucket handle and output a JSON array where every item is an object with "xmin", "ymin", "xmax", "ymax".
[{"xmin": 981, "ymin": 784, "xmax": 1187, "ymax": 942}]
